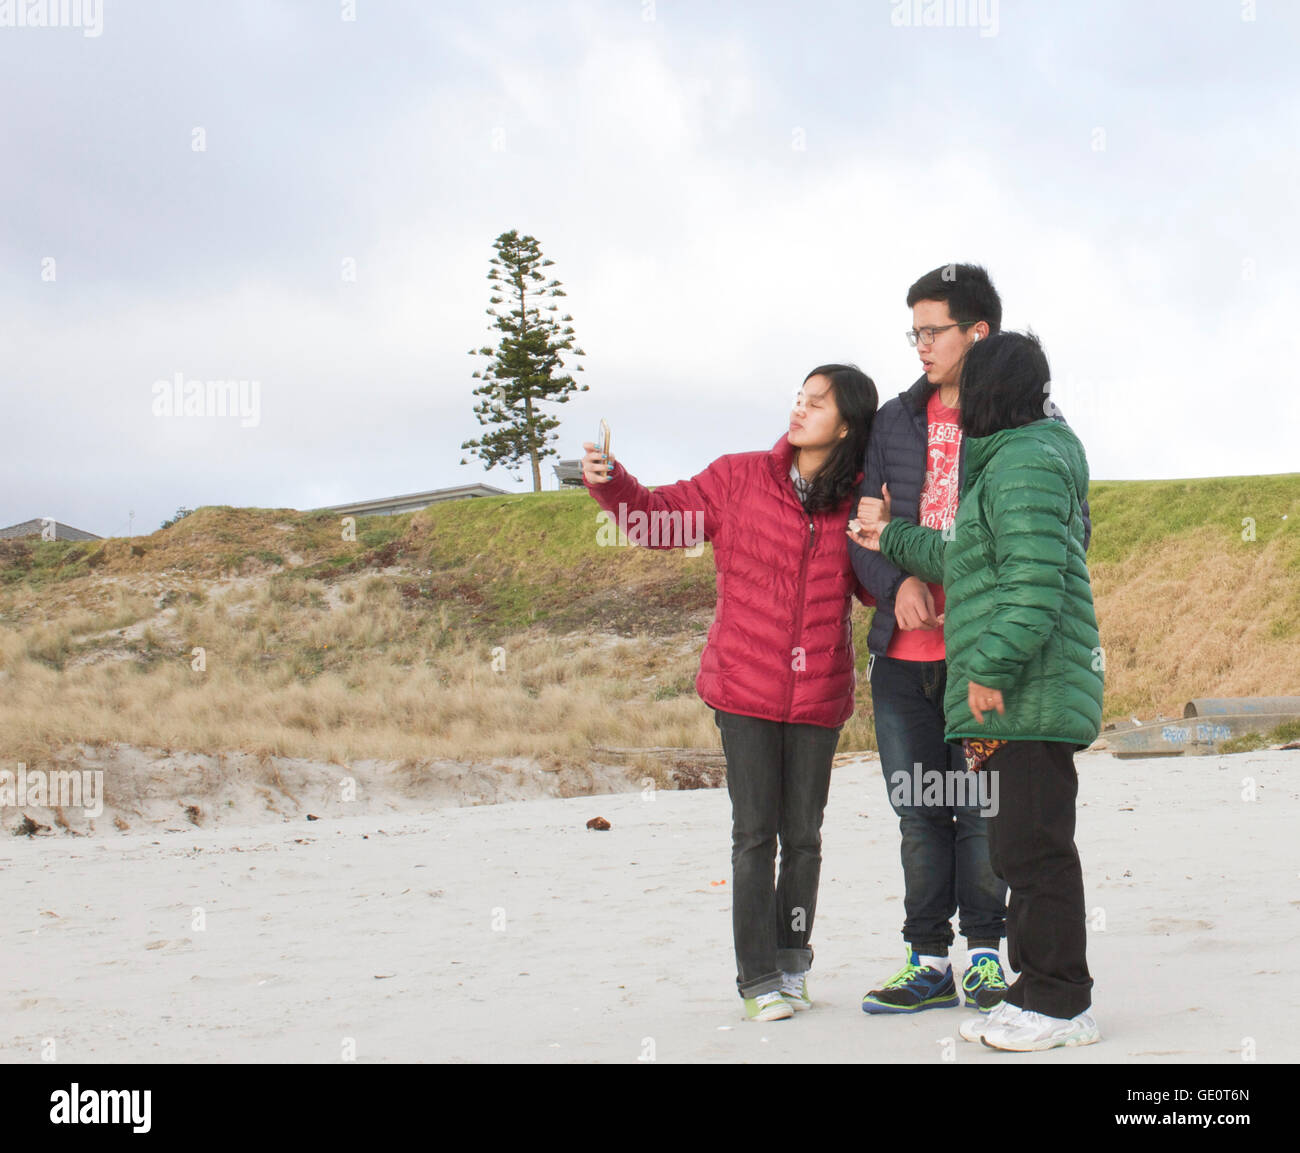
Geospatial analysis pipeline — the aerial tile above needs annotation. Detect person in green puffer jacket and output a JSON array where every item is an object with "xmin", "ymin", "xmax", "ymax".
[{"xmin": 849, "ymin": 330, "xmax": 1104, "ymax": 1052}]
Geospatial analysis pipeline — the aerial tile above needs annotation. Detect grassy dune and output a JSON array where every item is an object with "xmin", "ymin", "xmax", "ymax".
[
  {"xmin": 1, "ymin": 473, "xmax": 1297, "ymax": 778},
  {"xmin": 1085, "ymin": 474, "xmax": 1300, "ymax": 717}
]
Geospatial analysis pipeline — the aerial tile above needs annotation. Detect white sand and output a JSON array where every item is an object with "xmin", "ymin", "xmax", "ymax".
[{"xmin": 2, "ymin": 748, "xmax": 1296, "ymax": 1063}]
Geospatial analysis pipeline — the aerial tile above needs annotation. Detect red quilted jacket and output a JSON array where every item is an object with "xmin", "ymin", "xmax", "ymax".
[{"xmin": 584, "ymin": 434, "xmax": 875, "ymax": 727}]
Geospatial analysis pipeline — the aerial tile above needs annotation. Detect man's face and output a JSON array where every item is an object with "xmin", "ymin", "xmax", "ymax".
[{"xmin": 911, "ymin": 299, "xmax": 984, "ymax": 391}]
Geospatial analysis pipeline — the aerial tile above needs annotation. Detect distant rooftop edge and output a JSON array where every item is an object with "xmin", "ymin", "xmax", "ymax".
[
  {"xmin": 0, "ymin": 518, "xmax": 102, "ymax": 542},
  {"xmin": 309, "ymin": 483, "xmax": 511, "ymax": 517}
]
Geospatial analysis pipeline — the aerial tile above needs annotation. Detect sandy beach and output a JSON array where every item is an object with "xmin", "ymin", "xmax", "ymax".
[{"xmin": 2, "ymin": 748, "xmax": 1296, "ymax": 1064}]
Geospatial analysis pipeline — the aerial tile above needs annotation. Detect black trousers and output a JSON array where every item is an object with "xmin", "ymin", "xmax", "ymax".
[{"xmin": 985, "ymin": 739, "xmax": 1094, "ymax": 1019}]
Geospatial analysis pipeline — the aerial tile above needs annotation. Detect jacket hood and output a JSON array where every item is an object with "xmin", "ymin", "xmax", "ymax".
[{"xmin": 964, "ymin": 419, "xmax": 1090, "ymax": 506}]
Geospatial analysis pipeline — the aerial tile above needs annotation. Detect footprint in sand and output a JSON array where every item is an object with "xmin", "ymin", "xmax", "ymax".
[{"xmin": 144, "ymin": 937, "xmax": 194, "ymax": 953}]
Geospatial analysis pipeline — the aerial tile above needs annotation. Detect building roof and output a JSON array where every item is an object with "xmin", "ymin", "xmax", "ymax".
[
  {"xmin": 553, "ymin": 459, "xmax": 585, "ymax": 487},
  {"xmin": 0, "ymin": 518, "xmax": 102, "ymax": 542},
  {"xmin": 310, "ymin": 483, "xmax": 510, "ymax": 517}
]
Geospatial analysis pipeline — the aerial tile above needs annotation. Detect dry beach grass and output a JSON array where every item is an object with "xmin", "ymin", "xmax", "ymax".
[{"xmin": 1, "ymin": 473, "xmax": 1298, "ymax": 831}]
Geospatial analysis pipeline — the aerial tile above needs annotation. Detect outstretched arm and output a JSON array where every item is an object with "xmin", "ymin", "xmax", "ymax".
[{"xmin": 582, "ymin": 442, "xmax": 730, "ymax": 549}]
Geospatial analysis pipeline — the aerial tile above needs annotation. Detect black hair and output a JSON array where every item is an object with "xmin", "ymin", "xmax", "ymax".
[
  {"xmin": 958, "ymin": 330, "xmax": 1052, "ymax": 439},
  {"xmin": 906, "ymin": 263, "xmax": 1002, "ymax": 335},
  {"xmin": 797, "ymin": 363, "xmax": 878, "ymax": 513}
]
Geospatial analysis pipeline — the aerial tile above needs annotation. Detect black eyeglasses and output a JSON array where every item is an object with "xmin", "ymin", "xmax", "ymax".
[{"xmin": 906, "ymin": 322, "xmax": 975, "ymax": 348}]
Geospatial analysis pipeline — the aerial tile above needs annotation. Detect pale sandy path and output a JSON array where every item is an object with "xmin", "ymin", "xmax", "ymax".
[{"xmin": 2, "ymin": 750, "xmax": 1296, "ymax": 1063}]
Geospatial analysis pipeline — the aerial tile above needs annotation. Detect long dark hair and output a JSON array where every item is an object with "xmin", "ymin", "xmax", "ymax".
[
  {"xmin": 958, "ymin": 331, "xmax": 1051, "ymax": 439},
  {"xmin": 798, "ymin": 364, "xmax": 877, "ymax": 514}
]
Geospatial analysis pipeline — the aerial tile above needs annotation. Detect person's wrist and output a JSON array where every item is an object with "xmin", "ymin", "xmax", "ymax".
[{"xmin": 878, "ymin": 519, "xmax": 893, "ymax": 548}]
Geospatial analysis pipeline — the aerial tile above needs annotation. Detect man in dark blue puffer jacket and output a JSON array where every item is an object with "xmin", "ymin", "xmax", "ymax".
[{"xmin": 849, "ymin": 263, "xmax": 1092, "ymax": 1018}]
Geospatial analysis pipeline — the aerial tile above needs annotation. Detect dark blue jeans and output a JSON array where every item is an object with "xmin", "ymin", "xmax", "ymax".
[
  {"xmin": 869, "ymin": 654, "xmax": 1006, "ymax": 955},
  {"xmin": 714, "ymin": 708, "xmax": 842, "ymax": 998}
]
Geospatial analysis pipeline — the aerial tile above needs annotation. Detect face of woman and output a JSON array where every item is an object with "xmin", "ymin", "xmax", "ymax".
[{"xmin": 789, "ymin": 374, "xmax": 845, "ymax": 449}]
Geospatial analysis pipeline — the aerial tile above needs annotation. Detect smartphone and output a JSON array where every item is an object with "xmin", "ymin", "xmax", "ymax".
[{"xmin": 595, "ymin": 419, "xmax": 612, "ymax": 481}]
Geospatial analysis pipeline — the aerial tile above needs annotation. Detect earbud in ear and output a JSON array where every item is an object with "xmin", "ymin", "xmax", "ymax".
[{"xmin": 972, "ymin": 333, "xmax": 981, "ymax": 342}]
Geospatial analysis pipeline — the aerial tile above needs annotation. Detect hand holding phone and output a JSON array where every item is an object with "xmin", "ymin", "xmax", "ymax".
[{"xmin": 582, "ymin": 419, "xmax": 614, "ymax": 484}]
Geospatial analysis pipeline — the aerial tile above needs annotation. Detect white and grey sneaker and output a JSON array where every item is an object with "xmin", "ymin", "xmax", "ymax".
[
  {"xmin": 981, "ymin": 1007, "xmax": 1101, "ymax": 1051},
  {"xmin": 779, "ymin": 971, "xmax": 813, "ymax": 1011},
  {"xmin": 958, "ymin": 999, "xmax": 1015, "ymax": 1042}
]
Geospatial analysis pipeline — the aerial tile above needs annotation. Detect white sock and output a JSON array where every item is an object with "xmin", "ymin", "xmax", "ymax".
[{"xmin": 917, "ymin": 952, "xmax": 950, "ymax": 972}]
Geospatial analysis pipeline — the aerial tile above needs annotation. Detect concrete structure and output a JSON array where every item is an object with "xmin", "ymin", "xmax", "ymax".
[
  {"xmin": 553, "ymin": 459, "xmax": 584, "ymax": 488},
  {"xmin": 310, "ymin": 483, "xmax": 508, "ymax": 518},
  {"xmin": 0, "ymin": 518, "xmax": 102, "ymax": 542}
]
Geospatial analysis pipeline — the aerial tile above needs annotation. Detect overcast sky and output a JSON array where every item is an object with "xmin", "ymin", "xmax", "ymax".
[{"xmin": 2, "ymin": 0, "xmax": 1296, "ymax": 538}]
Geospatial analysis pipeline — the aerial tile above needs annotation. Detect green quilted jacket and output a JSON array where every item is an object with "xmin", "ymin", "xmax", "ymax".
[{"xmin": 878, "ymin": 418, "xmax": 1104, "ymax": 747}]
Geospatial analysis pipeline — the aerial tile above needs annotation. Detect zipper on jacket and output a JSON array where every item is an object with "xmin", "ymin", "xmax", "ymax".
[{"xmin": 784, "ymin": 515, "xmax": 813, "ymax": 721}]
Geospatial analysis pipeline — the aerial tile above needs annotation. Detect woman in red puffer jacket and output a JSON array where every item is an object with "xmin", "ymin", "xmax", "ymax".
[{"xmin": 582, "ymin": 364, "xmax": 878, "ymax": 1022}]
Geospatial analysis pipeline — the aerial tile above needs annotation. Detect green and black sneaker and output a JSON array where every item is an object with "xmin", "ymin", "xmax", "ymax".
[
  {"xmin": 961, "ymin": 954, "xmax": 1009, "ymax": 1013},
  {"xmin": 861, "ymin": 950, "xmax": 960, "ymax": 1014}
]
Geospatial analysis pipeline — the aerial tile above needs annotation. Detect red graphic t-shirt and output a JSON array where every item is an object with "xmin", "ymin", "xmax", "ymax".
[{"xmin": 886, "ymin": 389, "xmax": 962, "ymax": 662}]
